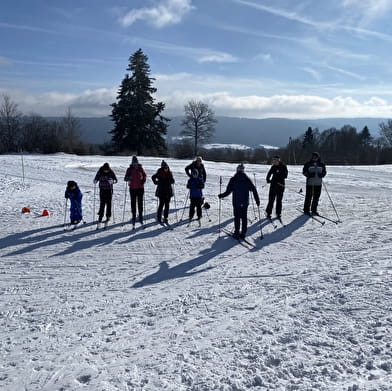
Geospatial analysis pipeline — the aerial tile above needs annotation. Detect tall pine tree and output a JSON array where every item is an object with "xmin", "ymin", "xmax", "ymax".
[{"xmin": 110, "ymin": 49, "xmax": 169, "ymax": 155}]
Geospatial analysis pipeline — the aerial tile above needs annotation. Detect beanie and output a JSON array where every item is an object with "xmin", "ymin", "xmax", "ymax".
[
  {"xmin": 102, "ymin": 162, "xmax": 110, "ymax": 170},
  {"xmin": 236, "ymin": 163, "xmax": 245, "ymax": 173},
  {"xmin": 161, "ymin": 160, "xmax": 168, "ymax": 168},
  {"xmin": 132, "ymin": 156, "xmax": 139, "ymax": 164},
  {"xmin": 67, "ymin": 180, "xmax": 77, "ymax": 188}
]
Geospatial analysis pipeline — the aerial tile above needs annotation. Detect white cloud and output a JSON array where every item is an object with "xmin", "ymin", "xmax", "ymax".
[
  {"xmin": 119, "ymin": 0, "xmax": 194, "ymax": 28},
  {"xmin": 342, "ymin": 0, "xmax": 392, "ymax": 25},
  {"xmin": 302, "ymin": 67, "xmax": 321, "ymax": 81},
  {"xmin": 325, "ymin": 65, "xmax": 365, "ymax": 81},
  {"xmin": 2, "ymin": 76, "xmax": 392, "ymax": 119}
]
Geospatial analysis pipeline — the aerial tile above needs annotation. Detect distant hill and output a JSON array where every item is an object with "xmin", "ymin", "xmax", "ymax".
[{"xmin": 73, "ymin": 116, "xmax": 387, "ymax": 148}]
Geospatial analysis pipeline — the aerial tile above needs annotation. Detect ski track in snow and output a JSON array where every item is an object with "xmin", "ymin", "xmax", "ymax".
[{"xmin": 0, "ymin": 154, "xmax": 391, "ymax": 391}]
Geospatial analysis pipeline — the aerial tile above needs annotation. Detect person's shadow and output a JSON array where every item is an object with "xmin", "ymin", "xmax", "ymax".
[{"xmin": 132, "ymin": 233, "xmax": 241, "ymax": 288}]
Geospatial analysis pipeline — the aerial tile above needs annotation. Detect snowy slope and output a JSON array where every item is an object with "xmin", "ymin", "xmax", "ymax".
[{"xmin": 0, "ymin": 154, "xmax": 391, "ymax": 391}]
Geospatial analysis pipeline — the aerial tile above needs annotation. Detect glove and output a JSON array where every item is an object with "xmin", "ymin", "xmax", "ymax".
[
  {"xmin": 93, "ymin": 179, "xmax": 98, "ymax": 184},
  {"xmin": 218, "ymin": 194, "xmax": 223, "ymax": 199},
  {"xmin": 256, "ymin": 200, "xmax": 260, "ymax": 207},
  {"xmin": 266, "ymin": 179, "xmax": 271, "ymax": 184}
]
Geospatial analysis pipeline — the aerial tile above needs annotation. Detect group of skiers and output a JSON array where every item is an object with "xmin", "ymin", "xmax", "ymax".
[{"xmin": 65, "ymin": 152, "xmax": 327, "ymax": 238}]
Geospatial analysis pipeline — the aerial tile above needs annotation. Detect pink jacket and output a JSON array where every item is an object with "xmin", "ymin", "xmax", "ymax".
[{"xmin": 124, "ymin": 164, "xmax": 147, "ymax": 189}]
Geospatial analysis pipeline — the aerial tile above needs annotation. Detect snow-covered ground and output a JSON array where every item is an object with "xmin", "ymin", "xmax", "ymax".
[{"xmin": 1, "ymin": 153, "xmax": 391, "ymax": 391}]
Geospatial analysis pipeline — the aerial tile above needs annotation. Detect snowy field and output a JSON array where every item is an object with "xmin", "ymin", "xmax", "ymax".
[{"xmin": 0, "ymin": 153, "xmax": 391, "ymax": 391}]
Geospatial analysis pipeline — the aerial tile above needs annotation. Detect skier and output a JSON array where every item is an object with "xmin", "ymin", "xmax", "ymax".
[
  {"xmin": 124, "ymin": 156, "xmax": 147, "ymax": 225},
  {"xmin": 265, "ymin": 155, "xmax": 288, "ymax": 219},
  {"xmin": 185, "ymin": 156, "xmax": 207, "ymax": 183},
  {"xmin": 187, "ymin": 168, "xmax": 204, "ymax": 224},
  {"xmin": 302, "ymin": 152, "xmax": 327, "ymax": 215},
  {"xmin": 218, "ymin": 163, "xmax": 260, "ymax": 239},
  {"xmin": 64, "ymin": 180, "xmax": 83, "ymax": 225},
  {"xmin": 94, "ymin": 162, "xmax": 117, "ymax": 223},
  {"xmin": 151, "ymin": 160, "xmax": 175, "ymax": 224}
]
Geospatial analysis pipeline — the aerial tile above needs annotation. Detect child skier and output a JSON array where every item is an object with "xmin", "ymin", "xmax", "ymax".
[
  {"xmin": 94, "ymin": 162, "xmax": 117, "ymax": 223},
  {"xmin": 64, "ymin": 180, "xmax": 83, "ymax": 225},
  {"xmin": 151, "ymin": 160, "xmax": 175, "ymax": 224},
  {"xmin": 187, "ymin": 168, "xmax": 204, "ymax": 225}
]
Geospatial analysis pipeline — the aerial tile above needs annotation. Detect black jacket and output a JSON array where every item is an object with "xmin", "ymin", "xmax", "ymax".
[
  {"xmin": 152, "ymin": 168, "xmax": 175, "ymax": 198},
  {"xmin": 266, "ymin": 163, "xmax": 288, "ymax": 187},
  {"xmin": 220, "ymin": 172, "xmax": 260, "ymax": 207}
]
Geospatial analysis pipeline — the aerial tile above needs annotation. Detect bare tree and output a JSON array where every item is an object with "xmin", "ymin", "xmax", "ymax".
[
  {"xmin": 181, "ymin": 100, "xmax": 217, "ymax": 156},
  {"xmin": 379, "ymin": 119, "xmax": 392, "ymax": 146},
  {"xmin": 0, "ymin": 94, "xmax": 22, "ymax": 152},
  {"xmin": 61, "ymin": 107, "xmax": 82, "ymax": 153}
]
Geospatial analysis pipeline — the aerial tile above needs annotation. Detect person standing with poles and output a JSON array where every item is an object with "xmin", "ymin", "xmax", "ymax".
[
  {"xmin": 94, "ymin": 162, "xmax": 117, "ymax": 227},
  {"xmin": 218, "ymin": 163, "xmax": 260, "ymax": 239},
  {"xmin": 302, "ymin": 152, "xmax": 327, "ymax": 216},
  {"xmin": 124, "ymin": 156, "xmax": 147, "ymax": 227},
  {"xmin": 265, "ymin": 155, "xmax": 288, "ymax": 219},
  {"xmin": 151, "ymin": 160, "xmax": 175, "ymax": 225},
  {"xmin": 64, "ymin": 180, "xmax": 83, "ymax": 226},
  {"xmin": 187, "ymin": 168, "xmax": 204, "ymax": 226}
]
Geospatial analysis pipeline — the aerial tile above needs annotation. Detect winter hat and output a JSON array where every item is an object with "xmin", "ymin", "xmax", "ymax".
[
  {"xmin": 132, "ymin": 156, "xmax": 139, "ymax": 164},
  {"xmin": 195, "ymin": 156, "xmax": 202, "ymax": 163},
  {"xmin": 191, "ymin": 168, "xmax": 199, "ymax": 176},
  {"xmin": 102, "ymin": 162, "xmax": 110, "ymax": 170},
  {"xmin": 236, "ymin": 163, "xmax": 245, "ymax": 173},
  {"xmin": 161, "ymin": 160, "xmax": 168, "ymax": 168},
  {"xmin": 67, "ymin": 180, "xmax": 77, "ymax": 188},
  {"xmin": 272, "ymin": 155, "xmax": 281, "ymax": 160}
]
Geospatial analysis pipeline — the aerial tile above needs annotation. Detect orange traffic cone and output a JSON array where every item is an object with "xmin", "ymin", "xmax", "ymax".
[
  {"xmin": 22, "ymin": 207, "xmax": 31, "ymax": 213},
  {"xmin": 41, "ymin": 209, "xmax": 50, "ymax": 217}
]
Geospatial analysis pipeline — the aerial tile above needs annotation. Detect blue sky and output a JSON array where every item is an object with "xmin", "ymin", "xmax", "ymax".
[{"xmin": 1, "ymin": 0, "xmax": 392, "ymax": 119}]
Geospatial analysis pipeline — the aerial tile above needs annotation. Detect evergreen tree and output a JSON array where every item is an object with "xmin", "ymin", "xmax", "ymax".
[
  {"xmin": 302, "ymin": 126, "xmax": 316, "ymax": 153},
  {"xmin": 110, "ymin": 49, "xmax": 168, "ymax": 155}
]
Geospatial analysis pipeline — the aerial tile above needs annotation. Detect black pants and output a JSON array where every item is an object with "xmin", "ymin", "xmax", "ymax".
[
  {"xmin": 157, "ymin": 196, "xmax": 171, "ymax": 221},
  {"xmin": 304, "ymin": 185, "xmax": 322, "ymax": 213},
  {"xmin": 189, "ymin": 197, "xmax": 202, "ymax": 220},
  {"xmin": 98, "ymin": 189, "xmax": 112, "ymax": 220},
  {"xmin": 234, "ymin": 205, "xmax": 248, "ymax": 235},
  {"xmin": 265, "ymin": 185, "xmax": 284, "ymax": 216},
  {"xmin": 130, "ymin": 188, "xmax": 144, "ymax": 221}
]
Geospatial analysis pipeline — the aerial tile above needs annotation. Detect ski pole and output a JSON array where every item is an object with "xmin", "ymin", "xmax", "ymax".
[
  {"xmin": 322, "ymin": 182, "xmax": 341, "ymax": 222},
  {"xmin": 179, "ymin": 190, "xmax": 189, "ymax": 221},
  {"xmin": 172, "ymin": 184, "xmax": 179, "ymax": 223},
  {"xmin": 253, "ymin": 174, "xmax": 263, "ymax": 239},
  {"xmin": 257, "ymin": 205, "xmax": 264, "ymax": 239},
  {"xmin": 143, "ymin": 190, "xmax": 145, "ymax": 223},
  {"xmin": 93, "ymin": 182, "xmax": 97, "ymax": 221},
  {"xmin": 218, "ymin": 176, "xmax": 222, "ymax": 236},
  {"xmin": 111, "ymin": 187, "xmax": 115, "ymax": 223},
  {"xmin": 122, "ymin": 182, "xmax": 128, "ymax": 223},
  {"xmin": 63, "ymin": 198, "xmax": 68, "ymax": 228},
  {"xmin": 249, "ymin": 192, "xmax": 257, "ymax": 222}
]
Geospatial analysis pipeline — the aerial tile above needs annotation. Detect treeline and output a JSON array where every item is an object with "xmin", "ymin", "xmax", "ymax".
[
  {"xmin": 0, "ymin": 96, "xmax": 101, "ymax": 154},
  {"xmin": 273, "ymin": 123, "xmax": 392, "ymax": 165}
]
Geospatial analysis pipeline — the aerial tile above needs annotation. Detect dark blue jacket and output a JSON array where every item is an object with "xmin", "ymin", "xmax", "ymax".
[
  {"xmin": 220, "ymin": 172, "xmax": 259, "ymax": 207},
  {"xmin": 65, "ymin": 186, "xmax": 83, "ymax": 221},
  {"xmin": 187, "ymin": 177, "xmax": 204, "ymax": 198}
]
